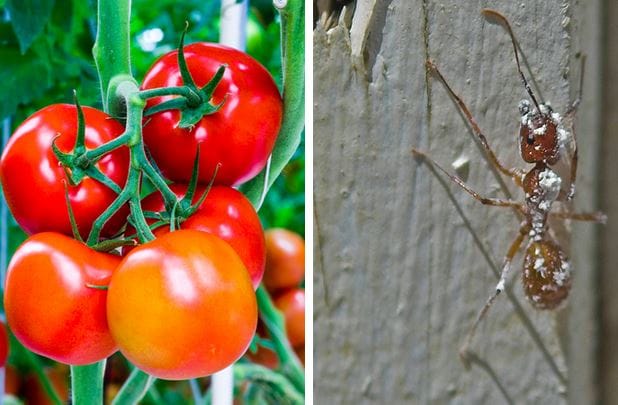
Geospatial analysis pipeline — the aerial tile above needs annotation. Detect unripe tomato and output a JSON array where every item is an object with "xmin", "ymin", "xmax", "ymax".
[
  {"xmin": 274, "ymin": 288, "xmax": 305, "ymax": 348},
  {"xmin": 262, "ymin": 229, "xmax": 305, "ymax": 293},
  {"xmin": 4, "ymin": 233, "xmax": 119, "ymax": 365},
  {"xmin": 141, "ymin": 43, "xmax": 282, "ymax": 186},
  {"xmin": 107, "ymin": 230, "xmax": 257, "ymax": 380},
  {"xmin": 0, "ymin": 104, "xmax": 129, "ymax": 239},
  {"xmin": 127, "ymin": 185, "xmax": 265, "ymax": 288}
]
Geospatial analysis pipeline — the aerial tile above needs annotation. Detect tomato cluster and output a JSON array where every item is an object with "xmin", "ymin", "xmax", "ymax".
[
  {"xmin": 0, "ymin": 42, "xmax": 287, "ymax": 381},
  {"xmin": 248, "ymin": 228, "xmax": 306, "ymax": 367}
]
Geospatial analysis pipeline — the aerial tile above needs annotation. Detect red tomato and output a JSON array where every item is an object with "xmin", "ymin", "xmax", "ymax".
[
  {"xmin": 4, "ymin": 233, "xmax": 119, "ymax": 365},
  {"xmin": 0, "ymin": 321, "xmax": 8, "ymax": 367},
  {"xmin": 141, "ymin": 43, "xmax": 282, "ymax": 186},
  {"xmin": 129, "ymin": 185, "xmax": 265, "ymax": 288},
  {"xmin": 295, "ymin": 346, "xmax": 305, "ymax": 367},
  {"xmin": 107, "ymin": 230, "xmax": 257, "ymax": 380},
  {"xmin": 262, "ymin": 229, "xmax": 305, "ymax": 293},
  {"xmin": 0, "ymin": 104, "xmax": 129, "ymax": 239},
  {"xmin": 274, "ymin": 288, "xmax": 305, "ymax": 348},
  {"xmin": 246, "ymin": 345, "xmax": 279, "ymax": 370}
]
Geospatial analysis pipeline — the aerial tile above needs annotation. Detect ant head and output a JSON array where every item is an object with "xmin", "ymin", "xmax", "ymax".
[{"xmin": 518, "ymin": 100, "xmax": 560, "ymax": 165}]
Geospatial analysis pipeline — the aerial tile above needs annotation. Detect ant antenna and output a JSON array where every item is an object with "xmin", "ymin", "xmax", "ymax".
[{"xmin": 482, "ymin": 9, "xmax": 543, "ymax": 114}]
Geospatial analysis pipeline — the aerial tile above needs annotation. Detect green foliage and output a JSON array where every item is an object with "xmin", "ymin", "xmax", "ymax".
[{"xmin": 5, "ymin": 0, "xmax": 55, "ymax": 53}]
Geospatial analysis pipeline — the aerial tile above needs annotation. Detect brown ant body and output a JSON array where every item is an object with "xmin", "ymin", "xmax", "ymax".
[{"xmin": 412, "ymin": 9, "xmax": 606, "ymax": 358}]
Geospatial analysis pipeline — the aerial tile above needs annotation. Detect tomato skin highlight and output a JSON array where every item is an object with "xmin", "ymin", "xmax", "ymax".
[
  {"xmin": 262, "ymin": 229, "xmax": 305, "ymax": 293},
  {"xmin": 129, "ymin": 185, "xmax": 265, "ymax": 288},
  {"xmin": 141, "ymin": 43, "xmax": 283, "ymax": 186},
  {"xmin": 107, "ymin": 230, "xmax": 257, "ymax": 380},
  {"xmin": 274, "ymin": 288, "xmax": 305, "ymax": 348},
  {"xmin": 0, "ymin": 104, "xmax": 129, "ymax": 239},
  {"xmin": 4, "ymin": 233, "xmax": 119, "ymax": 365}
]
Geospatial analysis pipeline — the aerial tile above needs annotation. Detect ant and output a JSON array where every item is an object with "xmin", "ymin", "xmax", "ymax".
[{"xmin": 412, "ymin": 9, "xmax": 606, "ymax": 362}]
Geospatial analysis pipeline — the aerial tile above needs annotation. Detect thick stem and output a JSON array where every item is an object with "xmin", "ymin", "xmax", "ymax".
[
  {"xmin": 234, "ymin": 363, "xmax": 304, "ymax": 404},
  {"xmin": 240, "ymin": 0, "xmax": 305, "ymax": 209},
  {"xmin": 93, "ymin": 0, "xmax": 132, "ymax": 113},
  {"xmin": 71, "ymin": 361, "xmax": 106, "ymax": 405},
  {"xmin": 256, "ymin": 286, "xmax": 304, "ymax": 392}
]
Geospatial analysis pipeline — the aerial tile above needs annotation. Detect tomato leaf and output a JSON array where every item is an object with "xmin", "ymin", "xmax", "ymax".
[
  {"xmin": 5, "ymin": 0, "xmax": 56, "ymax": 53},
  {"xmin": 0, "ymin": 48, "xmax": 52, "ymax": 120}
]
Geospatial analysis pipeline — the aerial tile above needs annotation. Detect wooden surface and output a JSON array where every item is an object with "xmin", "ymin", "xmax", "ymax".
[{"xmin": 313, "ymin": 0, "xmax": 602, "ymax": 403}]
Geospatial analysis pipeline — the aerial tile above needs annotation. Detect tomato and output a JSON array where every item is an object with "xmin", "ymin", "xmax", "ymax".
[
  {"xmin": 107, "ymin": 230, "xmax": 257, "ymax": 380},
  {"xmin": 262, "ymin": 229, "xmax": 305, "ymax": 293},
  {"xmin": 4, "ymin": 233, "xmax": 119, "ymax": 365},
  {"xmin": 274, "ymin": 288, "xmax": 305, "ymax": 348},
  {"xmin": 141, "ymin": 43, "xmax": 282, "ymax": 186},
  {"xmin": 129, "ymin": 185, "xmax": 265, "ymax": 288},
  {"xmin": 0, "ymin": 321, "xmax": 8, "ymax": 367},
  {"xmin": 0, "ymin": 104, "xmax": 129, "ymax": 239}
]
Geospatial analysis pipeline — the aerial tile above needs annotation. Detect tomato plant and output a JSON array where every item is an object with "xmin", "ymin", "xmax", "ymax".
[
  {"xmin": 141, "ymin": 42, "xmax": 283, "ymax": 186},
  {"xmin": 4, "ymin": 233, "xmax": 119, "ymax": 365},
  {"xmin": 0, "ymin": 104, "xmax": 129, "ymax": 239},
  {"xmin": 262, "ymin": 228, "xmax": 305, "ymax": 293},
  {"xmin": 274, "ymin": 288, "xmax": 305, "ymax": 349},
  {"xmin": 107, "ymin": 230, "xmax": 257, "ymax": 380},
  {"xmin": 131, "ymin": 184, "xmax": 266, "ymax": 288}
]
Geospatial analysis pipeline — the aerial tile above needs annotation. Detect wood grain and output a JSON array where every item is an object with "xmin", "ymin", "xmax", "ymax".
[{"xmin": 313, "ymin": 0, "xmax": 601, "ymax": 403}]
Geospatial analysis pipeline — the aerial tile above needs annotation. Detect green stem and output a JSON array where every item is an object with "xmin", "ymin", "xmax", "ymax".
[
  {"xmin": 18, "ymin": 345, "xmax": 63, "ymax": 405},
  {"xmin": 93, "ymin": 0, "xmax": 132, "ymax": 113},
  {"xmin": 83, "ymin": 133, "xmax": 131, "ymax": 163},
  {"xmin": 71, "ymin": 361, "xmax": 106, "ymax": 405},
  {"xmin": 138, "ymin": 86, "xmax": 200, "ymax": 100},
  {"xmin": 234, "ymin": 363, "xmax": 304, "ymax": 405},
  {"xmin": 256, "ymin": 286, "xmax": 304, "ymax": 393},
  {"xmin": 240, "ymin": 0, "xmax": 305, "ymax": 209},
  {"xmin": 112, "ymin": 368, "xmax": 155, "ymax": 405}
]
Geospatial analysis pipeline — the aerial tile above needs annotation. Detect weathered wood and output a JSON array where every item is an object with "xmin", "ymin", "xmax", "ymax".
[{"xmin": 314, "ymin": 1, "xmax": 600, "ymax": 403}]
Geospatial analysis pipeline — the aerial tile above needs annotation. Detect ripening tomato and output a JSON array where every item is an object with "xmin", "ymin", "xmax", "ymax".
[
  {"xmin": 4, "ymin": 233, "xmax": 119, "ymax": 365},
  {"xmin": 128, "ymin": 185, "xmax": 265, "ymax": 288},
  {"xmin": 141, "ymin": 43, "xmax": 282, "ymax": 186},
  {"xmin": 262, "ymin": 229, "xmax": 305, "ymax": 293},
  {"xmin": 0, "ymin": 104, "xmax": 129, "ymax": 239},
  {"xmin": 274, "ymin": 288, "xmax": 305, "ymax": 348},
  {"xmin": 107, "ymin": 230, "xmax": 257, "ymax": 380}
]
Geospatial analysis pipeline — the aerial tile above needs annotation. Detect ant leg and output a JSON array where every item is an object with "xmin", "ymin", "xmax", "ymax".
[
  {"xmin": 550, "ymin": 210, "xmax": 607, "ymax": 224},
  {"xmin": 459, "ymin": 224, "xmax": 528, "ymax": 366},
  {"xmin": 412, "ymin": 148, "xmax": 524, "ymax": 210},
  {"xmin": 561, "ymin": 55, "xmax": 586, "ymax": 201},
  {"xmin": 425, "ymin": 60, "xmax": 525, "ymax": 185}
]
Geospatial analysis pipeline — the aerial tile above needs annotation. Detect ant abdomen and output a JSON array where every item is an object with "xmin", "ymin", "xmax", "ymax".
[{"xmin": 523, "ymin": 240, "xmax": 571, "ymax": 310}]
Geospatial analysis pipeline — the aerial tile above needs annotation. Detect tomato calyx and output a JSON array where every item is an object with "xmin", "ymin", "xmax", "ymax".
[
  {"xmin": 143, "ymin": 29, "xmax": 227, "ymax": 129},
  {"xmin": 51, "ymin": 93, "xmax": 122, "ymax": 194}
]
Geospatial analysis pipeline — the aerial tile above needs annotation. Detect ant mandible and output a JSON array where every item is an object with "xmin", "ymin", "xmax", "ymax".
[{"xmin": 412, "ymin": 9, "xmax": 606, "ymax": 361}]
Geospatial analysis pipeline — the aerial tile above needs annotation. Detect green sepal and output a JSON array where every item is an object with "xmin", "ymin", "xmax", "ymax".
[
  {"xmin": 51, "ymin": 136, "xmax": 74, "ymax": 166},
  {"xmin": 62, "ymin": 179, "xmax": 84, "ymax": 242},
  {"xmin": 183, "ymin": 163, "xmax": 219, "ymax": 218},
  {"xmin": 177, "ymin": 25, "xmax": 197, "ymax": 90},
  {"xmin": 177, "ymin": 96, "xmax": 225, "ymax": 129},
  {"xmin": 72, "ymin": 91, "xmax": 87, "ymax": 156},
  {"xmin": 181, "ymin": 143, "xmax": 202, "ymax": 206}
]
